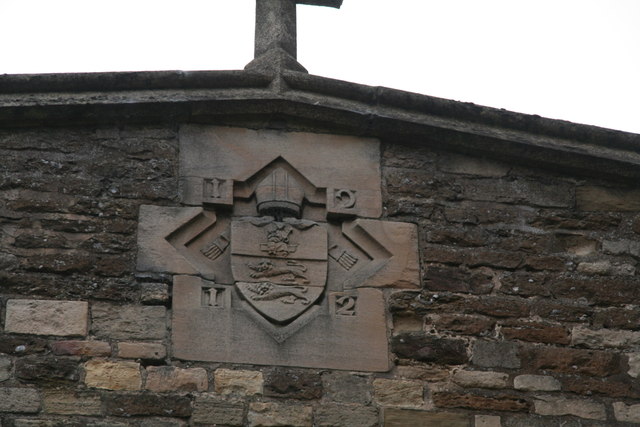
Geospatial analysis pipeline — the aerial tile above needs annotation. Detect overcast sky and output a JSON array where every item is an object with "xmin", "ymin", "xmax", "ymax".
[{"xmin": 1, "ymin": 0, "xmax": 639, "ymax": 134}]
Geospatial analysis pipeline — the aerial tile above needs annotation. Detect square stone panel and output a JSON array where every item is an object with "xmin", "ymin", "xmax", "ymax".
[
  {"xmin": 179, "ymin": 125, "xmax": 382, "ymax": 219},
  {"xmin": 172, "ymin": 275, "xmax": 390, "ymax": 372}
]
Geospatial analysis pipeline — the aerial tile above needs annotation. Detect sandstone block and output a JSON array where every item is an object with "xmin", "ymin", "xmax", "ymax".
[
  {"xmin": 50, "ymin": 340, "xmax": 111, "ymax": 356},
  {"xmin": 475, "ymin": 415, "xmax": 501, "ymax": 427},
  {"xmin": 140, "ymin": 282, "xmax": 169, "ymax": 304},
  {"xmin": 248, "ymin": 402, "xmax": 312, "ymax": 427},
  {"xmin": 0, "ymin": 355, "xmax": 11, "ymax": 382},
  {"xmin": 472, "ymin": 341, "xmax": 520, "ymax": 369},
  {"xmin": 452, "ymin": 370, "xmax": 508, "ymax": 389},
  {"xmin": 384, "ymin": 409, "xmax": 470, "ymax": 427},
  {"xmin": 91, "ymin": 303, "xmax": 166, "ymax": 340},
  {"xmin": 84, "ymin": 359, "xmax": 141, "ymax": 390},
  {"xmin": 146, "ymin": 366, "xmax": 208, "ymax": 392},
  {"xmin": 5, "ymin": 299, "xmax": 88, "ymax": 336},
  {"xmin": 104, "ymin": 393, "xmax": 192, "ymax": 417},
  {"xmin": 613, "ymin": 402, "xmax": 640, "ymax": 423},
  {"xmin": 264, "ymin": 368, "xmax": 322, "ymax": 400},
  {"xmin": 571, "ymin": 325, "xmax": 640, "ymax": 349},
  {"xmin": 533, "ymin": 395, "xmax": 606, "ymax": 420},
  {"xmin": 0, "ymin": 387, "xmax": 41, "ymax": 413},
  {"xmin": 192, "ymin": 394, "xmax": 244, "ymax": 426},
  {"xmin": 513, "ymin": 375, "xmax": 560, "ymax": 392},
  {"xmin": 433, "ymin": 392, "xmax": 529, "ymax": 412},
  {"xmin": 391, "ymin": 332, "xmax": 469, "ymax": 365},
  {"xmin": 15, "ymin": 356, "xmax": 79, "ymax": 383},
  {"xmin": 214, "ymin": 368, "xmax": 263, "ymax": 396},
  {"xmin": 314, "ymin": 403, "xmax": 378, "ymax": 427},
  {"xmin": 117, "ymin": 342, "xmax": 166, "ymax": 360},
  {"xmin": 373, "ymin": 378, "xmax": 423, "ymax": 407},
  {"xmin": 577, "ymin": 186, "xmax": 640, "ymax": 211},
  {"xmin": 140, "ymin": 419, "xmax": 187, "ymax": 427},
  {"xmin": 322, "ymin": 372, "xmax": 371, "ymax": 404},
  {"xmin": 43, "ymin": 390, "xmax": 101, "ymax": 415},
  {"xmin": 628, "ymin": 353, "xmax": 640, "ymax": 378}
]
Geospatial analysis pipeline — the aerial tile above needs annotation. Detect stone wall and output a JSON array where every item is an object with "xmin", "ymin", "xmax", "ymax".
[{"xmin": 1, "ymin": 124, "xmax": 640, "ymax": 426}]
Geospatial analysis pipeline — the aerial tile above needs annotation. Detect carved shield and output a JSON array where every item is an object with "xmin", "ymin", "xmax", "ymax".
[{"xmin": 231, "ymin": 217, "xmax": 327, "ymax": 323}]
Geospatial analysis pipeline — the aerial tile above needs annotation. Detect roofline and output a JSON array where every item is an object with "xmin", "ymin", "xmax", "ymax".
[{"xmin": 1, "ymin": 69, "xmax": 639, "ymax": 181}]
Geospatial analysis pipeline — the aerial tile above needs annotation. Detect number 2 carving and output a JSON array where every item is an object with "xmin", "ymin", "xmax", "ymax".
[{"xmin": 335, "ymin": 295, "xmax": 357, "ymax": 316}]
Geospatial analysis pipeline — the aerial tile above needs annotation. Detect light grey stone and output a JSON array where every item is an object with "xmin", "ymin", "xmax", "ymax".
[
  {"xmin": 0, "ymin": 387, "xmax": 41, "ymax": 413},
  {"xmin": 452, "ymin": 370, "xmax": 509, "ymax": 389},
  {"xmin": 315, "ymin": 403, "xmax": 378, "ymax": 427},
  {"xmin": 472, "ymin": 341, "xmax": 520, "ymax": 369},
  {"xmin": 613, "ymin": 402, "xmax": 640, "ymax": 423},
  {"xmin": 322, "ymin": 372, "xmax": 371, "ymax": 404},
  {"xmin": 0, "ymin": 355, "xmax": 11, "ymax": 382},
  {"xmin": 571, "ymin": 325, "xmax": 640, "ymax": 349},
  {"xmin": 513, "ymin": 375, "xmax": 560, "ymax": 392},
  {"xmin": 534, "ymin": 395, "xmax": 606, "ymax": 420},
  {"xmin": 5, "ymin": 299, "xmax": 88, "ymax": 336},
  {"xmin": 91, "ymin": 302, "xmax": 166, "ymax": 340}
]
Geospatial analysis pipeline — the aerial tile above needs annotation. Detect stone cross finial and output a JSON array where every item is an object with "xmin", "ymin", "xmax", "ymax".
[{"xmin": 246, "ymin": 0, "xmax": 343, "ymax": 73}]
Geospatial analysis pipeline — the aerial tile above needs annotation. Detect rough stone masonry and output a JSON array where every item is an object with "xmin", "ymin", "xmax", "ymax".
[{"xmin": 2, "ymin": 1, "xmax": 640, "ymax": 426}]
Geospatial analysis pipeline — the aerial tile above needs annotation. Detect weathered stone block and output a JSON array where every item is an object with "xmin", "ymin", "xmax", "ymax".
[
  {"xmin": 433, "ymin": 392, "xmax": 529, "ymax": 412},
  {"xmin": 5, "ymin": 299, "xmax": 88, "ymax": 336},
  {"xmin": 140, "ymin": 419, "xmax": 186, "ymax": 427},
  {"xmin": 500, "ymin": 321, "xmax": 570, "ymax": 345},
  {"xmin": 117, "ymin": 342, "xmax": 166, "ymax": 360},
  {"xmin": 431, "ymin": 314, "xmax": 495, "ymax": 336},
  {"xmin": 461, "ymin": 178, "xmax": 574, "ymax": 208},
  {"xmin": 562, "ymin": 375, "xmax": 640, "ymax": 398},
  {"xmin": 521, "ymin": 345, "xmax": 622, "ymax": 376},
  {"xmin": 391, "ymin": 332, "xmax": 469, "ymax": 364},
  {"xmin": 91, "ymin": 303, "xmax": 166, "ymax": 340},
  {"xmin": 50, "ymin": 340, "xmax": 111, "ymax": 357},
  {"xmin": 613, "ymin": 402, "xmax": 640, "ymax": 423},
  {"xmin": 15, "ymin": 356, "xmax": 79, "ymax": 383},
  {"xmin": 471, "ymin": 341, "xmax": 520, "ymax": 369},
  {"xmin": 314, "ymin": 403, "xmax": 378, "ymax": 427},
  {"xmin": 43, "ymin": 390, "xmax": 102, "ymax": 415},
  {"xmin": 140, "ymin": 282, "xmax": 169, "ymax": 304},
  {"xmin": 248, "ymin": 401, "xmax": 312, "ymax": 427},
  {"xmin": 214, "ymin": 368, "xmax": 263, "ymax": 396},
  {"xmin": 475, "ymin": 415, "xmax": 501, "ymax": 427},
  {"xmin": 628, "ymin": 353, "xmax": 640, "ymax": 378},
  {"xmin": 576, "ymin": 186, "xmax": 640, "ymax": 211},
  {"xmin": 0, "ymin": 355, "xmax": 11, "ymax": 382},
  {"xmin": 452, "ymin": 370, "xmax": 509, "ymax": 389},
  {"xmin": 84, "ymin": 359, "xmax": 142, "ymax": 391},
  {"xmin": 383, "ymin": 408, "xmax": 470, "ymax": 427},
  {"xmin": 146, "ymin": 366, "xmax": 208, "ymax": 392},
  {"xmin": 533, "ymin": 395, "xmax": 606, "ymax": 420},
  {"xmin": 513, "ymin": 375, "xmax": 560, "ymax": 392},
  {"xmin": 372, "ymin": 378, "xmax": 423, "ymax": 407},
  {"xmin": 191, "ymin": 394, "xmax": 244, "ymax": 426},
  {"xmin": 0, "ymin": 336, "xmax": 48, "ymax": 356},
  {"xmin": 104, "ymin": 393, "xmax": 192, "ymax": 417},
  {"xmin": 322, "ymin": 372, "xmax": 371, "ymax": 404},
  {"xmin": 263, "ymin": 368, "xmax": 322, "ymax": 400},
  {"xmin": 0, "ymin": 387, "xmax": 41, "ymax": 413},
  {"xmin": 571, "ymin": 325, "xmax": 640, "ymax": 349}
]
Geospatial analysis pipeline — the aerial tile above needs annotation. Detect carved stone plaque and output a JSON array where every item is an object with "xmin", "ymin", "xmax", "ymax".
[{"xmin": 137, "ymin": 126, "xmax": 420, "ymax": 371}]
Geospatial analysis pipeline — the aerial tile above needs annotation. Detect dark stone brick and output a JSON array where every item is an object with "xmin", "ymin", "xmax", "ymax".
[
  {"xmin": 499, "ymin": 272, "xmax": 551, "ymax": 298},
  {"xmin": 104, "ymin": 393, "xmax": 192, "ymax": 417},
  {"xmin": 523, "ymin": 255, "xmax": 567, "ymax": 272},
  {"xmin": 467, "ymin": 296, "xmax": 530, "ymax": 318},
  {"xmin": 561, "ymin": 375, "xmax": 640, "ymax": 398},
  {"xmin": 20, "ymin": 252, "xmax": 94, "ymax": 274},
  {"xmin": 263, "ymin": 368, "xmax": 322, "ymax": 400},
  {"xmin": 432, "ymin": 391, "xmax": 530, "ymax": 412},
  {"xmin": 531, "ymin": 298, "xmax": 593, "ymax": 323},
  {"xmin": 593, "ymin": 307, "xmax": 640, "ymax": 330},
  {"xmin": 430, "ymin": 314, "xmax": 495, "ymax": 336},
  {"xmin": 500, "ymin": 321, "xmax": 570, "ymax": 345},
  {"xmin": 15, "ymin": 356, "xmax": 79, "ymax": 383},
  {"xmin": 426, "ymin": 228, "xmax": 489, "ymax": 247},
  {"xmin": 424, "ymin": 266, "xmax": 493, "ymax": 294},
  {"xmin": 391, "ymin": 332, "xmax": 468, "ymax": 365},
  {"xmin": 531, "ymin": 211, "xmax": 622, "ymax": 230},
  {"xmin": 0, "ymin": 335, "xmax": 48, "ymax": 356},
  {"xmin": 520, "ymin": 345, "xmax": 623, "ymax": 377},
  {"xmin": 384, "ymin": 408, "xmax": 470, "ymax": 427},
  {"xmin": 552, "ymin": 276, "xmax": 640, "ymax": 305}
]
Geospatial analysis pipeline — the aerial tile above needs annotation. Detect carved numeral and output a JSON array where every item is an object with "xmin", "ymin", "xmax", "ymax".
[
  {"xmin": 202, "ymin": 287, "xmax": 226, "ymax": 308},
  {"xmin": 334, "ymin": 189, "xmax": 356, "ymax": 209},
  {"xmin": 335, "ymin": 295, "xmax": 357, "ymax": 316}
]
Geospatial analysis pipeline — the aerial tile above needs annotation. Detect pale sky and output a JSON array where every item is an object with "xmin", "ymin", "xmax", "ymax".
[{"xmin": 1, "ymin": 0, "xmax": 639, "ymax": 134}]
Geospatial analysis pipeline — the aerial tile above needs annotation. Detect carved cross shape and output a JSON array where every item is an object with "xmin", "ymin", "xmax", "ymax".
[{"xmin": 247, "ymin": 0, "xmax": 343, "ymax": 72}]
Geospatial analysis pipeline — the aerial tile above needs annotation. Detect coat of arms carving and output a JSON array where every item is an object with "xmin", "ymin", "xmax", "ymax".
[{"xmin": 136, "ymin": 126, "xmax": 420, "ymax": 371}]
